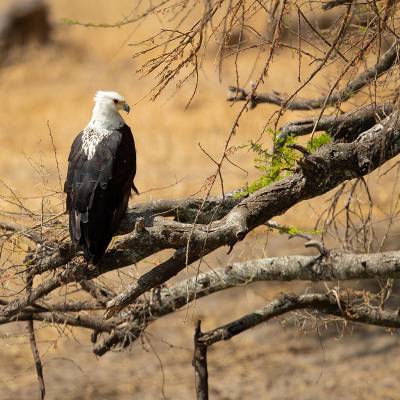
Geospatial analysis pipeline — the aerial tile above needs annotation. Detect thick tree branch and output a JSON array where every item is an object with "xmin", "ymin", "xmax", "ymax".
[
  {"xmin": 30, "ymin": 193, "xmax": 242, "ymax": 277},
  {"xmin": 278, "ymin": 103, "xmax": 393, "ymax": 143},
  {"xmin": 119, "ymin": 192, "xmax": 241, "ymax": 233},
  {"xmin": 104, "ymin": 112, "xmax": 400, "ymax": 316},
  {"xmin": 146, "ymin": 249, "xmax": 400, "ymax": 312},
  {"xmin": 92, "ymin": 249, "xmax": 400, "ymax": 353}
]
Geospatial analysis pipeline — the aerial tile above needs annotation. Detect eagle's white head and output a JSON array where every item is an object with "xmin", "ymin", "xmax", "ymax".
[{"xmin": 88, "ymin": 91, "xmax": 130, "ymax": 131}]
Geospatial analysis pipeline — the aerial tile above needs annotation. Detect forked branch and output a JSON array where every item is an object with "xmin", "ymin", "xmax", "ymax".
[
  {"xmin": 199, "ymin": 292, "xmax": 400, "ymax": 346},
  {"xmin": 227, "ymin": 41, "xmax": 400, "ymax": 110}
]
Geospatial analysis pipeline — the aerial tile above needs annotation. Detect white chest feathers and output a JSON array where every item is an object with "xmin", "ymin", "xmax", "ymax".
[{"xmin": 81, "ymin": 127, "xmax": 114, "ymax": 160}]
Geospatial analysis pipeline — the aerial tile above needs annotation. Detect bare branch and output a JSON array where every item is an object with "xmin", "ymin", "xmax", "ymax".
[
  {"xmin": 193, "ymin": 321, "xmax": 208, "ymax": 400},
  {"xmin": 227, "ymin": 40, "xmax": 400, "ymax": 110},
  {"xmin": 0, "ymin": 220, "xmax": 43, "ymax": 243},
  {"xmin": 27, "ymin": 318, "xmax": 45, "ymax": 400},
  {"xmin": 199, "ymin": 293, "xmax": 400, "ymax": 346},
  {"xmin": 79, "ymin": 280, "xmax": 115, "ymax": 304},
  {"xmin": 322, "ymin": 0, "xmax": 354, "ymax": 10},
  {"xmin": 1, "ymin": 311, "xmax": 116, "ymax": 332}
]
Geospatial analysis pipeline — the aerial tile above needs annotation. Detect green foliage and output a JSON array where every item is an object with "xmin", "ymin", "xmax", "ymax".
[
  {"xmin": 269, "ymin": 224, "xmax": 321, "ymax": 236},
  {"xmin": 272, "ymin": 223, "xmax": 321, "ymax": 236},
  {"xmin": 60, "ymin": 18, "xmax": 78, "ymax": 25},
  {"xmin": 237, "ymin": 129, "xmax": 298, "ymax": 197},
  {"xmin": 306, "ymin": 132, "xmax": 332, "ymax": 153},
  {"xmin": 237, "ymin": 130, "xmax": 332, "ymax": 198}
]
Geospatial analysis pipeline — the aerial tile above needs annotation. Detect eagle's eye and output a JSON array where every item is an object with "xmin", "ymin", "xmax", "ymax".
[{"xmin": 113, "ymin": 99, "xmax": 119, "ymax": 104}]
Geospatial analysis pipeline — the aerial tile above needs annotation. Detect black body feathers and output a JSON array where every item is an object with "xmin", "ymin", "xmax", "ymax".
[{"xmin": 64, "ymin": 124, "xmax": 136, "ymax": 264}]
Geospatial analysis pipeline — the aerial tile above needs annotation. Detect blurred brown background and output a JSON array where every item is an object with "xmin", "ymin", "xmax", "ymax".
[{"xmin": 1, "ymin": 1, "xmax": 400, "ymax": 399}]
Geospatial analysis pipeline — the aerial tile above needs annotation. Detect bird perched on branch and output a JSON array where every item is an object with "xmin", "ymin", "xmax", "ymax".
[{"xmin": 64, "ymin": 91, "xmax": 137, "ymax": 264}]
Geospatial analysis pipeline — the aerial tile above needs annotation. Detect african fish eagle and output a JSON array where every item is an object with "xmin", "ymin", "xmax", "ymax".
[{"xmin": 64, "ymin": 91, "xmax": 137, "ymax": 264}]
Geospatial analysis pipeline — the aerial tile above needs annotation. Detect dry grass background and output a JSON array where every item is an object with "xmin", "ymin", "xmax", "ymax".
[{"xmin": 1, "ymin": 1, "xmax": 400, "ymax": 399}]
